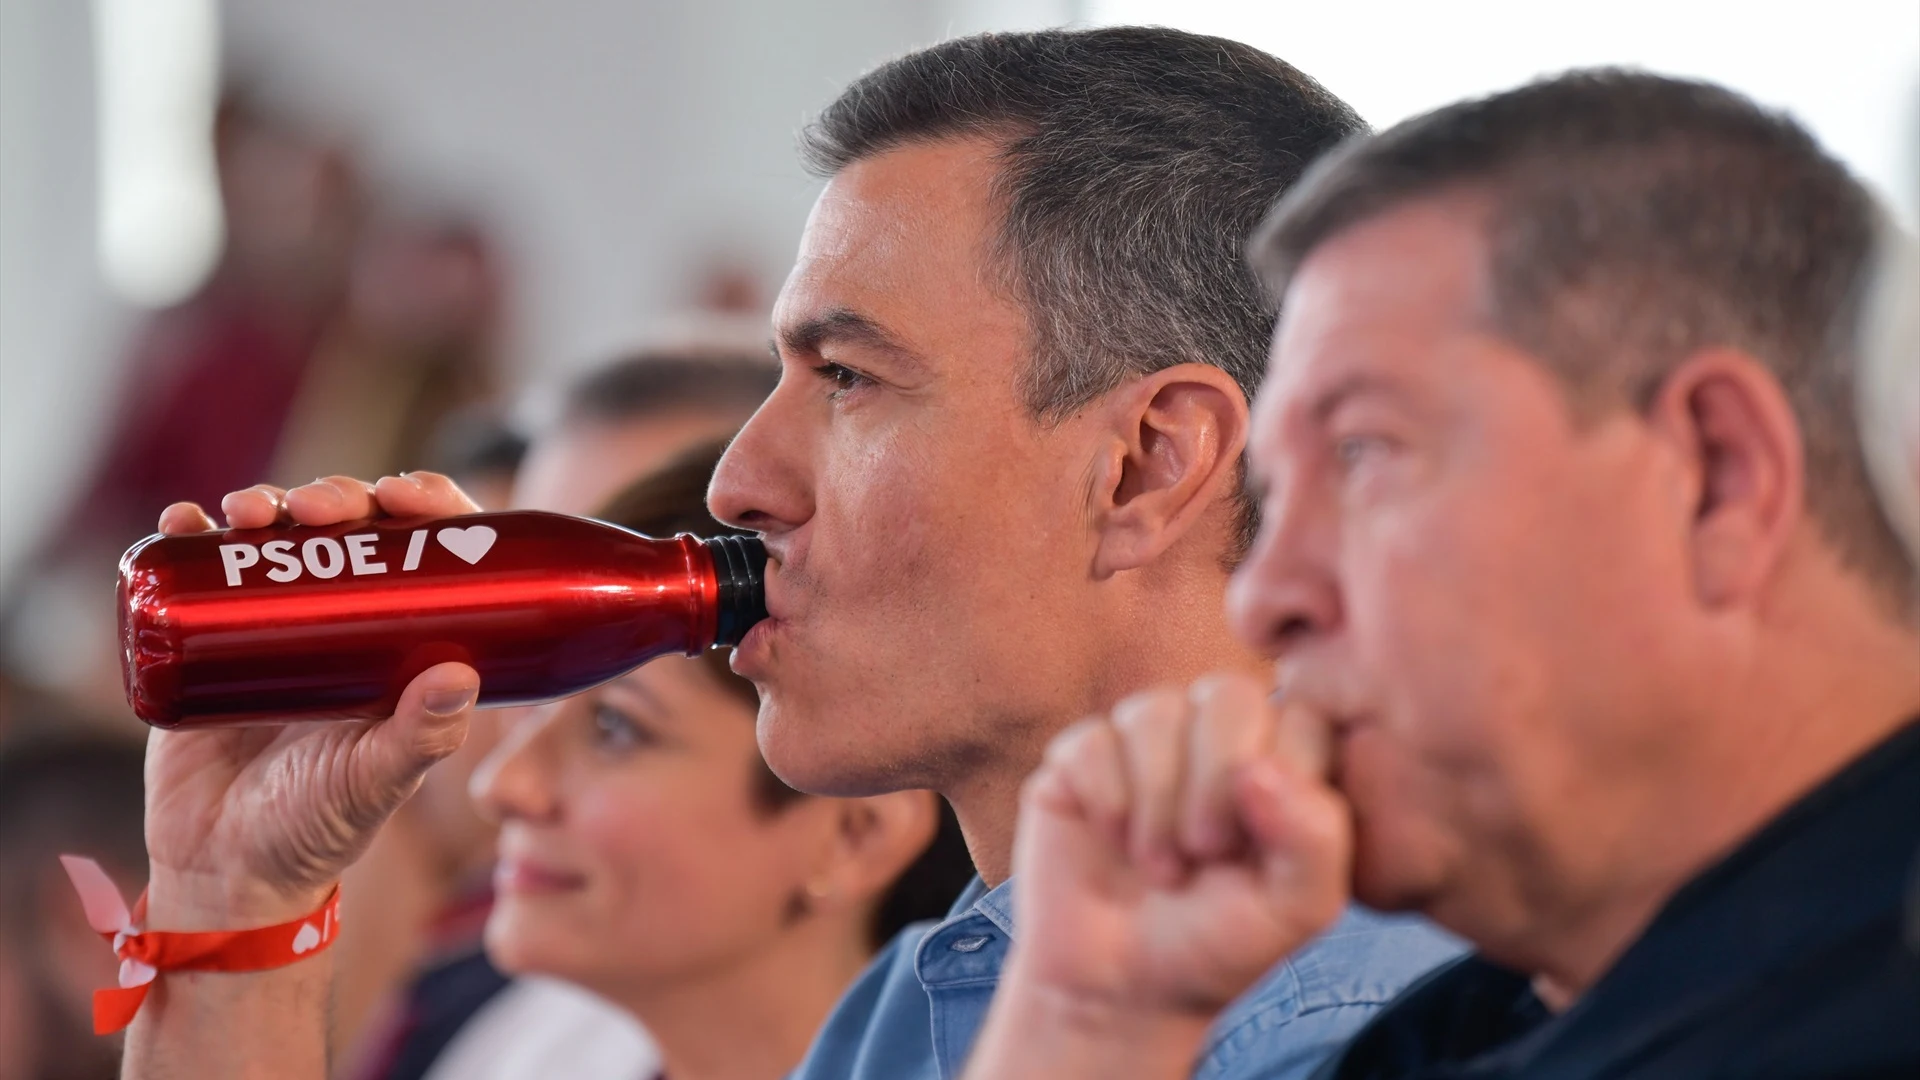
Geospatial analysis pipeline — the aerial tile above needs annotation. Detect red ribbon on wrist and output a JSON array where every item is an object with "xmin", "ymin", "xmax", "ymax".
[{"xmin": 59, "ymin": 855, "xmax": 342, "ymax": 1034}]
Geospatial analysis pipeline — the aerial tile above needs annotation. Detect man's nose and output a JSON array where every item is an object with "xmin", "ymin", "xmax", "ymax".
[
  {"xmin": 1226, "ymin": 497, "xmax": 1343, "ymax": 659},
  {"xmin": 707, "ymin": 382, "xmax": 815, "ymax": 535}
]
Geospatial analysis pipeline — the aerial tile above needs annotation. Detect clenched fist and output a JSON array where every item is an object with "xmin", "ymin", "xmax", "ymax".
[
  {"xmin": 141, "ymin": 473, "xmax": 484, "ymax": 929},
  {"xmin": 980, "ymin": 671, "xmax": 1352, "ymax": 1072}
]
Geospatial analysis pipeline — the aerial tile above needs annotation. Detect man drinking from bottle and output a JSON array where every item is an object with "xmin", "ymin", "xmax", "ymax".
[{"xmin": 114, "ymin": 27, "xmax": 1458, "ymax": 1080}]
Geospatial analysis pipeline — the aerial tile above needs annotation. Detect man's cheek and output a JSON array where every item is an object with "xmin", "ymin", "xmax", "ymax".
[
  {"xmin": 833, "ymin": 436, "xmax": 946, "ymax": 568},
  {"xmin": 1353, "ymin": 547, "xmax": 1488, "ymax": 752}
]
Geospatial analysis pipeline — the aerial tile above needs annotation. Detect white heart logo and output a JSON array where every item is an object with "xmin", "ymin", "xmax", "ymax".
[
  {"xmin": 119, "ymin": 958, "xmax": 157, "ymax": 988},
  {"xmin": 436, "ymin": 526, "xmax": 497, "ymax": 565},
  {"xmin": 291, "ymin": 921, "xmax": 322, "ymax": 954}
]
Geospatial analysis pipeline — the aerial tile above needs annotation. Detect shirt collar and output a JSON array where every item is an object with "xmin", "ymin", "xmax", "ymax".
[
  {"xmin": 972, "ymin": 878, "xmax": 1018, "ymax": 938},
  {"xmin": 1517, "ymin": 715, "xmax": 1920, "ymax": 1069},
  {"xmin": 945, "ymin": 875, "xmax": 1019, "ymax": 939},
  {"xmin": 1320, "ymin": 716, "xmax": 1920, "ymax": 1078}
]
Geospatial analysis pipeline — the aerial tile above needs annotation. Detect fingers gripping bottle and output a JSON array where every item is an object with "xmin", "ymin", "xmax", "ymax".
[{"xmin": 116, "ymin": 511, "xmax": 766, "ymax": 728}]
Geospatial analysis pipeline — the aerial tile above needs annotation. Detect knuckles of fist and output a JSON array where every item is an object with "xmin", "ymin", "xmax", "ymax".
[{"xmin": 1031, "ymin": 676, "xmax": 1340, "ymax": 880}]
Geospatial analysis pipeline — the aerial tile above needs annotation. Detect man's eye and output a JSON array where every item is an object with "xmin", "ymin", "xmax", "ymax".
[
  {"xmin": 590, "ymin": 703, "xmax": 655, "ymax": 751},
  {"xmin": 811, "ymin": 362, "xmax": 871, "ymax": 399}
]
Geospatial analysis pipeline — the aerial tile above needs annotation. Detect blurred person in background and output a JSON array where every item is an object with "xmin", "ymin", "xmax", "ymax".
[
  {"xmin": 963, "ymin": 71, "xmax": 1920, "ymax": 1079},
  {"xmin": 510, "ymin": 347, "xmax": 780, "ymax": 517},
  {"xmin": 60, "ymin": 98, "xmax": 505, "ymax": 546},
  {"xmin": 0, "ymin": 88, "xmax": 364, "ymax": 722},
  {"xmin": 67, "ymin": 86, "xmax": 364, "ymax": 546},
  {"xmin": 436, "ymin": 439, "xmax": 975, "ymax": 1080},
  {"xmin": 337, "ymin": 349, "xmax": 782, "ymax": 1080},
  {"xmin": 0, "ymin": 738, "xmax": 147, "ymax": 1080},
  {"xmin": 114, "ymin": 28, "xmax": 1460, "ymax": 1080},
  {"xmin": 272, "ymin": 215, "xmax": 508, "ymax": 486},
  {"xmin": 423, "ymin": 409, "xmax": 532, "ymax": 513},
  {"xmin": 0, "ymin": 668, "xmax": 128, "ymax": 750},
  {"xmin": 2, "ymin": 90, "xmax": 506, "ymax": 727}
]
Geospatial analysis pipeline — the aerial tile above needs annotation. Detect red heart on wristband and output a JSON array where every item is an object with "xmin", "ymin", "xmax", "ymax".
[{"xmin": 59, "ymin": 855, "xmax": 342, "ymax": 1034}]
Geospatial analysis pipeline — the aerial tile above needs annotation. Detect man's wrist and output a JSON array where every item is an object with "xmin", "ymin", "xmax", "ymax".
[
  {"xmin": 144, "ymin": 864, "xmax": 334, "ymax": 931},
  {"xmin": 968, "ymin": 957, "xmax": 1216, "ymax": 1079},
  {"xmin": 124, "ymin": 951, "xmax": 334, "ymax": 1080}
]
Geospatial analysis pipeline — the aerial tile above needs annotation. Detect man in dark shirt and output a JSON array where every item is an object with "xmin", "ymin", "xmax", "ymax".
[
  {"xmin": 962, "ymin": 71, "xmax": 1920, "ymax": 1079},
  {"xmin": 1321, "ymin": 721, "xmax": 1919, "ymax": 1078}
]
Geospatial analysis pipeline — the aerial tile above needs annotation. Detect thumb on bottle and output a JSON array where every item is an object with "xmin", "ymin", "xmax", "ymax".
[
  {"xmin": 390, "ymin": 662, "xmax": 480, "ymax": 766},
  {"xmin": 340, "ymin": 663, "xmax": 480, "ymax": 846}
]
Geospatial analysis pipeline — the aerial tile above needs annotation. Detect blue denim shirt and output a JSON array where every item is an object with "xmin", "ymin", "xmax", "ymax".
[{"xmin": 790, "ymin": 876, "xmax": 1464, "ymax": 1080}]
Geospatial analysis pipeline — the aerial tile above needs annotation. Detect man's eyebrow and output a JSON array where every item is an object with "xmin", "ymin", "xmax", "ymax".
[
  {"xmin": 777, "ymin": 308, "xmax": 924, "ymax": 367},
  {"xmin": 1308, "ymin": 371, "xmax": 1407, "ymax": 423}
]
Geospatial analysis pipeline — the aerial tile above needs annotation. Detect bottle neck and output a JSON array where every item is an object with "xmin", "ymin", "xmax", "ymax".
[{"xmin": 703, "ymin": 535, "xmax": 767, "ymax": 648}]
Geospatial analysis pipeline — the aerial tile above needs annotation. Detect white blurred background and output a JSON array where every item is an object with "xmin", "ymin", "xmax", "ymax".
[{"xmin": 1, "ymin": 0, "xmax": 1915, "ymax": 599}]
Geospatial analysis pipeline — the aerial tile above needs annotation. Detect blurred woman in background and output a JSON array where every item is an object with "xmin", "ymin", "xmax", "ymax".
[
  {"xmin": 447, "ymin": 438, "xmax": 974, "ymax": 1080},
  {"xmin": 340, "ymin": 350, "xmax": 796, "ymax": 1080}
]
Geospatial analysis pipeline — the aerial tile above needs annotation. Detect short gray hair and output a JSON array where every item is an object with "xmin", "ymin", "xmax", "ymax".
[
  {"xmin": 801, "ymin": 27, "xmax": 1367, "ymax": 555},
  {"xmin": 1251, "ymin": 69, "xmax": 1914, "ymax": 605}
]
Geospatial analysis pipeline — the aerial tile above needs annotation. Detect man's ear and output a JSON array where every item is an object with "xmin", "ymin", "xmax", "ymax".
[
  {"xmin": 1645, "ymin": 348, "xmax": 1805, "ymax": 609},
  {"xmin": 1087, "ymin": 363, "xmax": 1249, "ymax": 578}
]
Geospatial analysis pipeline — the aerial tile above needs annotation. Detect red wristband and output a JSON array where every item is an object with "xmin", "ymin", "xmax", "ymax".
[{"xmin": 60, "ymin": 855, "xmax": 342, "ymax": 1034}]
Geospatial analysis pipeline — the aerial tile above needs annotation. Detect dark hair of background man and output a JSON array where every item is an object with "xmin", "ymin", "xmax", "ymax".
[
  {"xmin": 1249, "ymin": 69, "xmax": 1915, "ymax": 608},
  {"xmin": 592, "ymin": 437, "xmax": 977, "ymax": 947},
  {"xmin": 801, "ymin": 27, "xmax": 1369, "ymax": 555},
  {"xmin": 425, "ymin": 411, "xmax": 531, "ymax": 482},
  {"xmin": 558, "ymin": 349, "xmax": 780, "ymax": 431}
]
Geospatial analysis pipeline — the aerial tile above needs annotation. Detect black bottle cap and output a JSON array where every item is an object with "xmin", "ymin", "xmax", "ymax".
[{"xmin": 704, "ymin": 535, "xmax": 767, "ymax": 648}]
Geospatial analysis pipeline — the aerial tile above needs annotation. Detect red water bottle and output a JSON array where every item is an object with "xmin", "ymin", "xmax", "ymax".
[{"xmin": 117, "ymin": 511, "xmax": 766, "ymax": 728}]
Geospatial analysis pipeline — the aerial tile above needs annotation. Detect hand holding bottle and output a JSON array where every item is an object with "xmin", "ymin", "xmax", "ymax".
[{"xmin": 142, "ymin": 473, "xmax": 483, "ymax": 929}]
